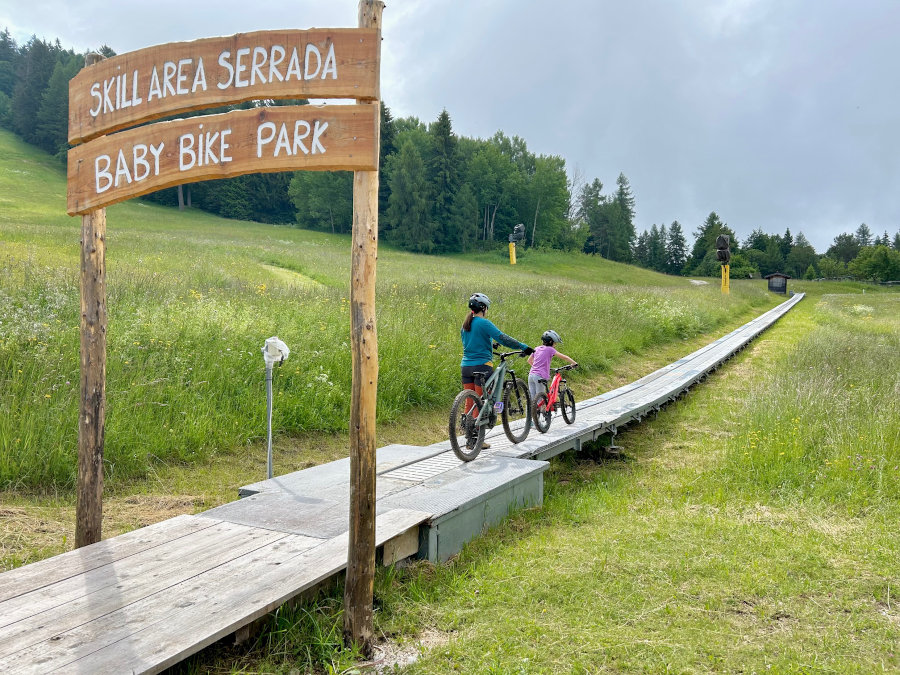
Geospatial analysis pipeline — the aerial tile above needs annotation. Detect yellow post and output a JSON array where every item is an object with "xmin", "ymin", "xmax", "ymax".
[
  {"xmin": 509, "ymin": 242, "xmax": 517, "ymax": 265},
  {"xmin": 721, "ymin": 264, "xmax": 730, "ymax": 294}
]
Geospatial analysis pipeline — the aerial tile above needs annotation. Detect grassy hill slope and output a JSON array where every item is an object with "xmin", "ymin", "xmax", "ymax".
[{"xmin": 0, "ymin": 128, "xmax": 776, "ymax": 488}]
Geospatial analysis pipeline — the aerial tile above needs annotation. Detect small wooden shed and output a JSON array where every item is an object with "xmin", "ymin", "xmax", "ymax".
[{"xmin": 764, "ymin": 272, "xmax": 791, "ymax": 294}]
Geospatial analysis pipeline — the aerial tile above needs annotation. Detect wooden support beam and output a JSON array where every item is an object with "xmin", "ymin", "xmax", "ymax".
[
  {"xmin": 343, "ymin": 0, "xmax": 383, "ymax": 658},
  {"xmin": 76, "ymin": 52, "xmax": 107, "ymax": 548}
]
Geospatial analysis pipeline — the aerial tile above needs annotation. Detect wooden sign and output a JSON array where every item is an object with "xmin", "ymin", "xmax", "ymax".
[
  {"xmin": 67, "ymin": 104, "xmax": 378, "ymax": 215},
  {"xmin": 68, "ymin": 29, "xmax": 379, "ymax": 145}
]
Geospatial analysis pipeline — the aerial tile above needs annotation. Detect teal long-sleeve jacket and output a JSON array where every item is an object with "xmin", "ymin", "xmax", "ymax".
[{"xmin": 460, "ymin": 316, "xmax": 528, "ymax": 367}]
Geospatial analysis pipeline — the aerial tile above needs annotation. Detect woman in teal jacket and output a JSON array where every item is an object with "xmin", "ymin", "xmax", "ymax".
[{"xmin": 460, "ymin": 293, "xmax": 533, "ymax": 447}]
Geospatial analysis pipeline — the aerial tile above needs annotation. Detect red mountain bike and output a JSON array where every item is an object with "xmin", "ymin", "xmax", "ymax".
[{"xmin": 532, "ymin": 364, "xmax": 577, "ymax": 433}]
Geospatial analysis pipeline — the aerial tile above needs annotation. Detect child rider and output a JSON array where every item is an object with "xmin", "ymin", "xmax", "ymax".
[{"xmin": 527, "ymin": 330, "xmax": 577, "ymax": 402}]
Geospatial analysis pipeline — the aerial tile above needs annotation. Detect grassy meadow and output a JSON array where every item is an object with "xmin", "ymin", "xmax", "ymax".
[
  {"xmin": 181, "ymin": 287, "xmax": 898, "ymax": 674},
  {"xmin": 4, "ymin": 127, "xmax": 899, "ymax": 673},
  {"xmin": 0, "ymin": 128, "xmax": 776, "ymax": 490}
]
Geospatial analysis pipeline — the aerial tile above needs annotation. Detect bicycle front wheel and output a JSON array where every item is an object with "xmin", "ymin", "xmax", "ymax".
[
  {"xmin": 533, "ymin": 393, "xmax": 551, "ymax": 433},
  {"xmin": 561, "ymin": 388, "xmax": 576, "ymax": 424},
  {"xmin": 449, "ymin": 390, "xmax": 485, "ymax": 462},
  {"xmin": 502, "ymin": 378, "xmax": 531, "ymax": 443}
]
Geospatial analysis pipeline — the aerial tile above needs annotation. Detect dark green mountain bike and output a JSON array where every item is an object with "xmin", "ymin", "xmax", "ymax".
[{"xmin": 449, "ymin": 346, "xmax": 532, "ymax": 462}]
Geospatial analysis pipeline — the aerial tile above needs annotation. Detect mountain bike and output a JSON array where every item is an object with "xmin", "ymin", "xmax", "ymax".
[
  {"xmin": 449, "ymin": 347, "xmax": 532, "ymax": 462},
  {"xmin": 532, "ymin": 364, "xmax": 578, "ymax": 433}
]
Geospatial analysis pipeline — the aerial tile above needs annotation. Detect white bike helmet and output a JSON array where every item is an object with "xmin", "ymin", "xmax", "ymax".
[
  {"xmin": 542, "ymin": 329, "xmax": 562, "ymax": 345},
  {"xmin": 468, "ymin": 293, "xmax": 491, "ymax": 313}
]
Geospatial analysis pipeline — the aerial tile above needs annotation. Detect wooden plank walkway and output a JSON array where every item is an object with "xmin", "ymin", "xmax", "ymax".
[{"xmin": 0, "ymin": 293, "xmax": 803, "ymax": 673}]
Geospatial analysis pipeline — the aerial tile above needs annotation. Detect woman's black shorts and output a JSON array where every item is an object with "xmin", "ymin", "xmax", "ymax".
[{"xmin": 461, "ymin": 364, "xmax": 494, "ymax": 386}]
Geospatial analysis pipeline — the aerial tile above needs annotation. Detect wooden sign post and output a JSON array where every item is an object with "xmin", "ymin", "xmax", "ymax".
[
  {"xmin": 67, "ymin": 21, "xmax": 383, "ymax": 648},
  {"xmin": 343, "ymin": 0, "xmax": 383, "ymax": 657},
  {"xmin": 76, "ymin": 53, "xmax": 107, "ymax": 548}
]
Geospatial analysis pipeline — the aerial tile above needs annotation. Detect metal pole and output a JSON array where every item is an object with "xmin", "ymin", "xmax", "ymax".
[{"xmin": 266, "ymin": 364, "xmax": 274, "ymax": 479}]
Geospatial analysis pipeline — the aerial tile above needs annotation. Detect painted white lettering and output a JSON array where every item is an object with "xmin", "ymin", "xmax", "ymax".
[
  {"xmin": 95, "ymin": 155, "xmax": 112, "ymax": 193},
  {"xmin": 286, "ymin": 47, "xmax": 302, "ymax": 81},
  {"xmin": 89, "ymin": 82, "xmax": 102, "ymax": 117},
  {"xmin": 311, "ymin": 120, "xmax": 328, "ymax": 154},
  {"xmin": 197, "ymin": 126, "xmax": 205, "ymax": 164},
  {"xmin": 217, "ymin": 51, "xmax": 234, "ymax": 89},
  {"xmin": 102, "ymin": 77, "xmax": 114, "ymax": 113},
  {"xmin": 148, "ymin": 66, "xmax": 163, "ymax": 101},
  {"xmin": 132, "ymin": 144, "xmax": 150, "ymax": 181},
  {"xmin": 148, "ymin": 142, "xmax": 164, "ymax": 175},
  {"xmin": 268, "ymin": 45, "xmax": 285, "ymax": 82},
  {"xmin": 203, "ymin": 131, "xmax": 220, "ymax": 164},
  {"xmin": 131, "ymin": 69, "xmax": 143, "ymax": 106},
  {"xmin": 273, "ymin": 124, "xmax": 291, "ymax": 157},
  {"xmin": 179, "ymin": 133, "xmax": 196, "ymax": 170},
  {"xmin": 251, "ymin": 47, "xmax": 266, "ymax": 85},
  {"xmin": 163, "ymin": 61, "xmax": 177, "ymax": 97},
  {"xmin": 293, "ymin": 120, "xmax": 310, "ymax": 154},
  {"xmin": 176, "ymin": 58, "xmax": 191, "ymax": 95},
  {"xmin": 256, "ymin": 121, "xmax": 277, "ymax": 158},
  {"xmin": 120, "ymin": 74, "xmax": 132, "ymax": 109},
  {"xmin": 235, "ymin": 47, "xmax": 250, "ymax": 87},
  {"xmin": 115, "ymin": 74, "xmax": 122, "ymax": 110},
  {"xmin": 191, "ymin": 58, "xmax": 207, "ymax": 92},
  {"xmin": 114, "ymin": 149, "xmax": 132, "ymax": 186},
  {"xmin": 220, "ymin": 129, "xmax": 232, "ymax": 162},
  {"xmin": 321, "ymin": 43, "xmax": 337, "ymax": 79},
  {"xmin": 304, "ymin": 44, "xmax": 321, "ymax": 80}
]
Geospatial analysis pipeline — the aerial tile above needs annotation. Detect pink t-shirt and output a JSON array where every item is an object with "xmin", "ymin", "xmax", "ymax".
[{"xmin": 529, "ymin": 345, "xmax": 557, "ymax": 379}]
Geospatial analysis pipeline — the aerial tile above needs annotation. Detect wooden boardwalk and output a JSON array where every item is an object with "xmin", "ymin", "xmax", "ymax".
[{"xmin": 0, "ymin": 293, "xmax": 803, "ymax": 673}]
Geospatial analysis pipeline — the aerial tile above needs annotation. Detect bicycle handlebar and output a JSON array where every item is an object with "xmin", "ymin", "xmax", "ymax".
[
  {"xmin": 552, "ymin": 363, "xmax": 579, "ymax": 373},
  {"xmin": 493, "ymin": 349, "xmax": 527, "ymax": 360}
]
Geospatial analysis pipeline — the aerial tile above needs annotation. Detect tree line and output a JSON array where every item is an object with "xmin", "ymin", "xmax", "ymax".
[
  {"xmin": 2, "ymin": 29, "xmax": 898, "ymax": 281},
  {"xmin": 633, "ymin": 214, "xmax": 900, "ymax": 282}
]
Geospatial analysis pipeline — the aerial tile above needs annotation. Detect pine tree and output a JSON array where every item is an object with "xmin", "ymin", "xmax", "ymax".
[
  {"xmin": 742, "ymin": 228, "xmax": 769, "ymax": 252},
  {"xmin": 612, "ymin": 173, "xmax": 636, "ymax": 260},
  {"xmin": 378, "ymin": 102, "xmax": 396, "ymax": 219},
  {"xmin": 665, "ymin": 220, "xmax": 687, "ymax": 275},
  {"xmin": 687, "ymin": 212, "xmax": 735, "ymax": 274},
  {"xmin": 780, "ymin": 227, "xmax": 793, "ymax": 258},
  {"xmin": 634, "ymin": 230, "xmax": 650, "ymax": 267},
  {"xmin": 34, "ymin": 51, "xmax": 81, "ymax": 157},
  {"xmin": 785, "ymin": 232, "xmax": 817, "ymax": 278},
  {"xmin": 10, "ymin": 37, "xmax": 59, "ymax": 143},
  {"xmin": 427, "ymin": 109, "xmax": 459, "ymax": 251},
  {"xmin": 648, "ymin": 223, "xmax": 667, "ymax": 271},
  {"xmin": 893, "ymin": 231, "xmax": 900, "ymax": 252},
  {"xmin": 855, "ymin": 223, "xmax": 873, "ymax": 247},
  {"xmin": 449, "ymin": 183, "xmax": 479, "ymax": 252},
  {"xmin": 827, "ymin": 233, "xmax": 861, "ymax": 263},
  {"xmin": 0, "ymin": 28, "xmax": 18, "ymax": 98},
  {"xmin": 578, "ymin": 178, "xmax": 605, "ymax": 255},
  {"xmin": 386, "ymin": 140, "xmax": 432, "ymax": 252}
]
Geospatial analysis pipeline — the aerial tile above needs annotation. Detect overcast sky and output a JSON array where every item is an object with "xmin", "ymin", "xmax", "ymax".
[{"xmin": 2, "ymin": 0, "xmax": 898, "ymax": 252}]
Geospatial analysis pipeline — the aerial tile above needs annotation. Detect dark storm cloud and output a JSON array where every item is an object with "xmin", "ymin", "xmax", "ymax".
[{"xmin": 3, "ymin": 0, "xmax": 898, "ymax": 250}]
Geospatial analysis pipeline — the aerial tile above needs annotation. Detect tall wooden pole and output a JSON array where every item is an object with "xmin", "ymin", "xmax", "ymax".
[
  {"xmin": 76, "ymin": 52, "xmax": 107, "ymax": 549},
  {"xmin": 344, "ymin": 0, "xmax": 383, "ymax": 656}
]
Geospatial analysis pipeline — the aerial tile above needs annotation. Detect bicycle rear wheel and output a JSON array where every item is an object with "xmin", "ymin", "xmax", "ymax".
[
  {"xmin": 561, "ymin": 388, "xmax": 576, "ymax": 424},
  {"xmin": 533, "ymin": 393, "xmax": 551, "ymax": 433},
  {"xmin": 449, "ymin": 390, "xmax": 485, "ymax": 461},
  {"xmin": 502, "ymin": 378, "xmax": 532, "ymax": 443}
]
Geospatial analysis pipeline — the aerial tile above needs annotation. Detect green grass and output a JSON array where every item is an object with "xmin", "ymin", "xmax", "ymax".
[
  {"xmin": 358, "ymin": 290, "xmax": 899, "ymax": 673},
  {"xmin": 0, "ymin": 127, "xmax": 777, "ymax": 489},
  {"xmin": 165, "ymin": 287, "xmax": 899, "ymax": 674}
]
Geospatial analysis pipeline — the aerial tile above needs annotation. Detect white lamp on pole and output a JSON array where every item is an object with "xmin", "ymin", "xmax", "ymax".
[{"xmin": 261, "ymin": 337, "xmax": 290, "ymax": 479}]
